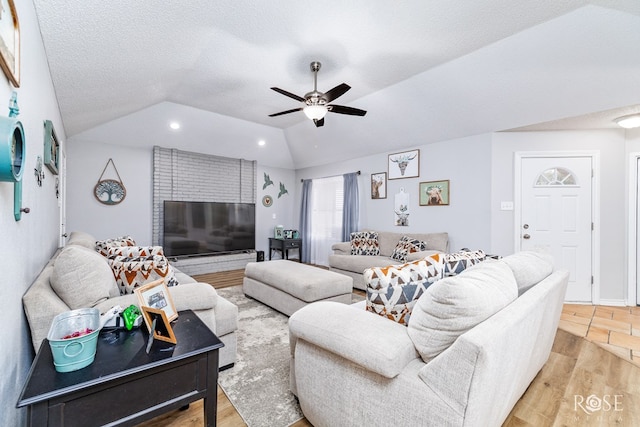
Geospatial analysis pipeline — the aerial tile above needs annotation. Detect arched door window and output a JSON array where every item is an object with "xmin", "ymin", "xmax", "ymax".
[{"xmin": 534, "ymin": 167, "xmax": 577, "ymax": 187}]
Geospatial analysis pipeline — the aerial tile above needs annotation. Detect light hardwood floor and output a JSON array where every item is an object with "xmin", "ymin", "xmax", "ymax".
[{"xmin": 137, "ymin": 269, "xmax": 640, "ymax": 427}]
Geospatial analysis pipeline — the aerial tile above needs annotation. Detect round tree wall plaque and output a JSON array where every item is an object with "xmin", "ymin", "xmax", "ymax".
[{"xmin": 95, "ymin": 158, "xmax": 126, "ymax": 205}]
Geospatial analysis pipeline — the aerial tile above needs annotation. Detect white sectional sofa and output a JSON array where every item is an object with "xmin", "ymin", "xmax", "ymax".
[
  {"xmin": 328, "ymin": 230, "xmax": 449, "ymax": 290},
  {"xmin": 22, "ymin": 231, "xmax": 238, "ymax": 369},
  {"xmin": 289, "ymin": 251, "xmax": 567, "ymax": 426}
]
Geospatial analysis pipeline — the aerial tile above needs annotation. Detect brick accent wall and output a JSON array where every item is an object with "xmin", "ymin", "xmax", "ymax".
[{"xmin": 152, "ymin": 146, "xmax": 257, "ymax": 272}]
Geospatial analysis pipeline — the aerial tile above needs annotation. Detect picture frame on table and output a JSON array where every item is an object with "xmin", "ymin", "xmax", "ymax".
[
  {"xmin": 371, "ymin": 172, "xmax": 387, "ymax": 199},
  {"xmin": 388, "ymin": 149, "xmax": 419, "ymax": 179},
  {"xmin": 134, "ymin": 279, "xmax": 178, "ymax": 322},
  {"xmin": 140, "ymin": 306, "xmax": 177, "ymax": 344},
  {"xmin": 43, "ymin": 120, "xmax": 59, "ymax": 174},
  {"xmin": 0, "ymin": 0, "xmax": 20, "ymax": 87},
  {"xmin": 419, "ymin": 180, "xmax": 450, "ymax": 206}
]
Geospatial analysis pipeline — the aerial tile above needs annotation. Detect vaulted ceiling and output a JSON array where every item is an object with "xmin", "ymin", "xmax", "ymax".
[{"xmin": 33, "ymin": 1, "xmax": 640, "ymax": 169}]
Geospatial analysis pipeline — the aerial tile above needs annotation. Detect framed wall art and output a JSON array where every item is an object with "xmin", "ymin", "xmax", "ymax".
[
  {"xmin": 388, "ymin": 149, "xmax": 419, "ymax": 179},
  {"xmin": 419, "ymin": 180, "xmax": 450, "ymax": 206},
  {"xmin": 371, "ymin": 172, "xmax": 387, "ymax": 199},
  {"xmin": 43, "ymin": 120, "xmax": 59, "ymax": 174},
  {"xmin": 0, "ymin": 0, "xmax": 20, "ymax": 87},
  {"xmin": 134, "ymin": 279, "xmax": 178, "ymax": 322}
]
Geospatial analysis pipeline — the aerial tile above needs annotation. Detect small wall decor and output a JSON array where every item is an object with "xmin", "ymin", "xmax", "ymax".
[
  {"xmin": 388, "ymin": 149, "xmax": 419, "ymax": 179},
  {"xmin": 394, "ymin": 187, "xmax": 410, "ymax": 226},
  {"xmin": 262, "ymin": 195, "xmax": 273, "ymax": 207},
  {"xmin": 34, "ymin": 156, "xmax": 44, "ymax": 186},
  {"xmin": 94, "ymin": 158, "xmax": 127, "ymax": 205},
  {"xmin": 371, "ymin": 172, "xmax": 387, "ymax": 199},
  {"xmin": 278, "ymin": 182, "xmax": 288, "ymax": 198},
  {"xmin": 263, "ymin": 172, "xmax": 274, "ymax": 189},
  {"xmin": 43, "ymin": 120, "xmax": 59, "ymax": 174},
  {"xmin": 419, "ymin": 180, "xmax": 450, "ymax": 206},
  {"xmin": 0, "ymin": 0, "xmax": 20, "ymax": 87}
]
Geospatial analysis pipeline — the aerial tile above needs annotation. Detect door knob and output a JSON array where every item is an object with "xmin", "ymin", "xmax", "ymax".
[
  {"xmin": 523, "ymin": 224, "xmax": 529, "ymax": 229},
  {"xmin": 523, "ymin": 234, "xmax": 530, "ymax": 239}
]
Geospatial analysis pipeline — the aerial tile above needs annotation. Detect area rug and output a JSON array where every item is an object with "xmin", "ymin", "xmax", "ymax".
[
  {"xmin": 216, "ymin": 285, "xmax": 365, "ymax": 427},
  {"xmin": 216, "ymin": 285, "xmax": 303, "ymax": 427}
]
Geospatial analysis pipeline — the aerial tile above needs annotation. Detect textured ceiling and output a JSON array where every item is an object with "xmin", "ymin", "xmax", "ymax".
[{"xmin": 32, "ymin": 0, "xmax": 640, "ymax": 168}]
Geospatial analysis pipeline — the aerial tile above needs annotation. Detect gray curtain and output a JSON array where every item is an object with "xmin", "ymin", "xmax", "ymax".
[
  {"xmin": 299, "ymin": 179, "xmax": 313, "ymax": 263},
  {"xmin": 342, "ymin": 172, "xmax": 360, "ymax": 241}
]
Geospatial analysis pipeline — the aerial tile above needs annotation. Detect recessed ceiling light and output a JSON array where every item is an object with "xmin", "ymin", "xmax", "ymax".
[
  {"xmin": 258, "ymin": 140, "xmax": 266, "ymax": 146},
  {"xmin": 169, "ymin": 121, "xmax": 181, "ymax": 130},
  {"xmin": 614, "ymin": 114, "xmax": 640, "ymax": 129}
]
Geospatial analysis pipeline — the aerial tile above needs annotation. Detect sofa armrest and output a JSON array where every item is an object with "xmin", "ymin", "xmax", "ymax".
[
  {"xmin": 406, "ymin": 249, "xmax": 443, "ymax": 262},
  {"xmin": 289, "ymin": 301, "xmax": 419, "ymax": 378},
  {"xmin": 331, "ymin": 241, "xmax": 351, "ymax": 255}
]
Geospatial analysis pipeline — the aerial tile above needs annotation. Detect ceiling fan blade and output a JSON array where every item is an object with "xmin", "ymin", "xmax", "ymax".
[
  {"xmin": 322, "ymin": 83, "xmax": 351, "ymax": 103},
  {"xmin": 314, "ymin": 118, "xmax": 325, "ymax": 127},
  {"xmin": 271, "ymin": 87, "xmax": 305, "ymax": 102},
  {"xmin": 269, "ymin": 107, "xmax": 303, "ymax": 117},
  {"xmin": 328, "ymin": 104, "xmax": 367, "ymax": 116}
]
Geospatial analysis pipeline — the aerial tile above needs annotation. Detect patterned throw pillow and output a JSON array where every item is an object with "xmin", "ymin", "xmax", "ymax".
[
  {"xmin": 108, "ymin": 254, "xmax": 179, "ymax": 295},
  {"xmin": 390, "ymin": 235, "xmax": 428, "ymax": 262},
  {"xmin": 443, "ymin": 249, "xmax": 486, "ymax": 276},
  {"xmin": 106, "ymin": 245, "xmax": 165, "ymax": 258},
  {"xmin": 364, "ymin": 254, "xmax": 444, "ymax": 325},
  {"xmin": 350, "ymin": 231, "xmax": 380, "ymax": 256},
  {"xmin": 96, "ymin": 235, "xmax": 136, "ymax": 256}
]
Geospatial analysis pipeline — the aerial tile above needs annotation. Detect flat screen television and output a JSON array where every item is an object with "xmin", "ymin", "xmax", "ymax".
[{"xmin": 163, "ymin": 201, "xmax": 255, "ymax": 257}]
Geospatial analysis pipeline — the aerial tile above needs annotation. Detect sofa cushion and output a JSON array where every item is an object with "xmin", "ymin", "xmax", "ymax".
[
  {"xmin": 390, "ymin": 235, "xmax": 428, "ymax": 263},
  {"xmin": 365, "ymin": 254, "xmax": 444, "ymax": 325},
  {"xmin": 95, "ymin": 235, "xmax": 136, "ymax": 256},
  {"xmin": 66, "ymin": 231, "xmax": 97, "ymax": 249},
  {"xmin": 108, "ymin": 254, "xmax": 179, "ymax": 294},
  {"xmin": 350, "ymin": 231, "xmax": 380, "ymax": 256},
  {"xmin": 51, "ymin": 245, "xmax": 121, "ymax": 309},
  {"xmin": 443, "ymin": 249, "xmax": 486, "ymax": 276},
  {"xmin": 502, "ymin": 250, "xmax": 554, "ymax": 294},
  {"xmin": 407, "ymin": 260, "xmax": 518, "ymax": 363},
  {"xmin": 329, "ymin": 254, "xmax": 399, "ymax": 274}
]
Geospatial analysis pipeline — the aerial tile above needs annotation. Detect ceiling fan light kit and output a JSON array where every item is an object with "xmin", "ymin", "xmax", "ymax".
[
  {"xmin": 269, "ymin": 61, "xmax": 366, "ymax": 127},
  {"xmin": 303, "ymin": 105, "xmax": 327, "ymax": 120},
  {"xmin": 614, "ymin": 113, "xmax": 640, "ymax": 129}
]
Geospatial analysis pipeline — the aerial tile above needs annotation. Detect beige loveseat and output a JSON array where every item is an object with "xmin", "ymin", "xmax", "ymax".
[
  {"xmin": 22, "ymin": 231, "xmax": 238, "ymax": 369},
  {"xmin": 289, "ymin": 251, "xmax": 568, "ymax": 426},
  {"xmin": 328, "ymin": 230, "xmax": 449, "ymax": 290}
]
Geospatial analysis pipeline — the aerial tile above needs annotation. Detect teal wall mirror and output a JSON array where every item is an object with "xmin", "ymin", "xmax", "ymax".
[{"xmin": 0, "ymin": 116, "xmax": 27, "ymax": 220}]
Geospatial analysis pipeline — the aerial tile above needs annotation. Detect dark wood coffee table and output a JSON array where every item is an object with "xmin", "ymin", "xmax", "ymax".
[{"xmin": 17, "ymin": 310, "xmax": 223, "ymax": 427}]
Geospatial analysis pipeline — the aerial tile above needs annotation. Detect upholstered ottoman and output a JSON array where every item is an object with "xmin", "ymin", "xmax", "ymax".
[{"xmin": 243, "ymin": 260, "xmax": 353, "ymax": 316}]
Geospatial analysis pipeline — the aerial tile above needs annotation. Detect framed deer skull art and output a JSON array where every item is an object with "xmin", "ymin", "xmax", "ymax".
[{"xmin": 388, "ymin": 149, "xmax": 419, "ymax": 179}]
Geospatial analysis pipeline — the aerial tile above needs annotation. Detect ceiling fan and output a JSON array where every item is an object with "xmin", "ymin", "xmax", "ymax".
[{"xmin": 269, "ymin": 61, "xmax": 367, "ymax": 127}]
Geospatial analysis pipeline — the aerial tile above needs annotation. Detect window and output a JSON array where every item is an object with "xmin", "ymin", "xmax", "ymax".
[
  {"xmin": 309, "ymin": 176, "xmax": 343, "ymax": 265},
  {"xmin": 535, "ymin": 167, "xmax": 577, "ymax": 187}
]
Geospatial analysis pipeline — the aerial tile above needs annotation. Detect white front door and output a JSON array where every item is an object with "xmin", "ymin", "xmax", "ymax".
[{"xmin": 518, "ymin": 155, "xmax": 593, "ymax": 302}]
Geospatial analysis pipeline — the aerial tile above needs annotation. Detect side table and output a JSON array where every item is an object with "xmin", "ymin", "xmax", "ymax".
[
  {"xmin": 17, "ymin": 310, "xmax": 223, "ymax": 427},
  {"xmin": 269, "ymin": 237, "xmax": 302, "ymax": 262}
]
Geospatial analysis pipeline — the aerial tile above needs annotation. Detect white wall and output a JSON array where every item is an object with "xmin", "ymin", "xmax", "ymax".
[
  {"xmin": 0, "ymin": 1, "xmax": 66, "ymax": 425},
  {"xmin": 294, "ymin": 134, "xmax": 493, "ymax": 253},
  {"xmin": 66, "ymin": 140, "xmax": 152, "ymax": 243},
  {"xmin": 256, "ymin": 165, "xmax": 296, "ymax": 258},
  {"xmin": 491, "ymin": 129, "xmax": 627, "ymax": 301},
  {"xmin": 66, "ymin": 140, "xmax": 297, "ymax": 261}
]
